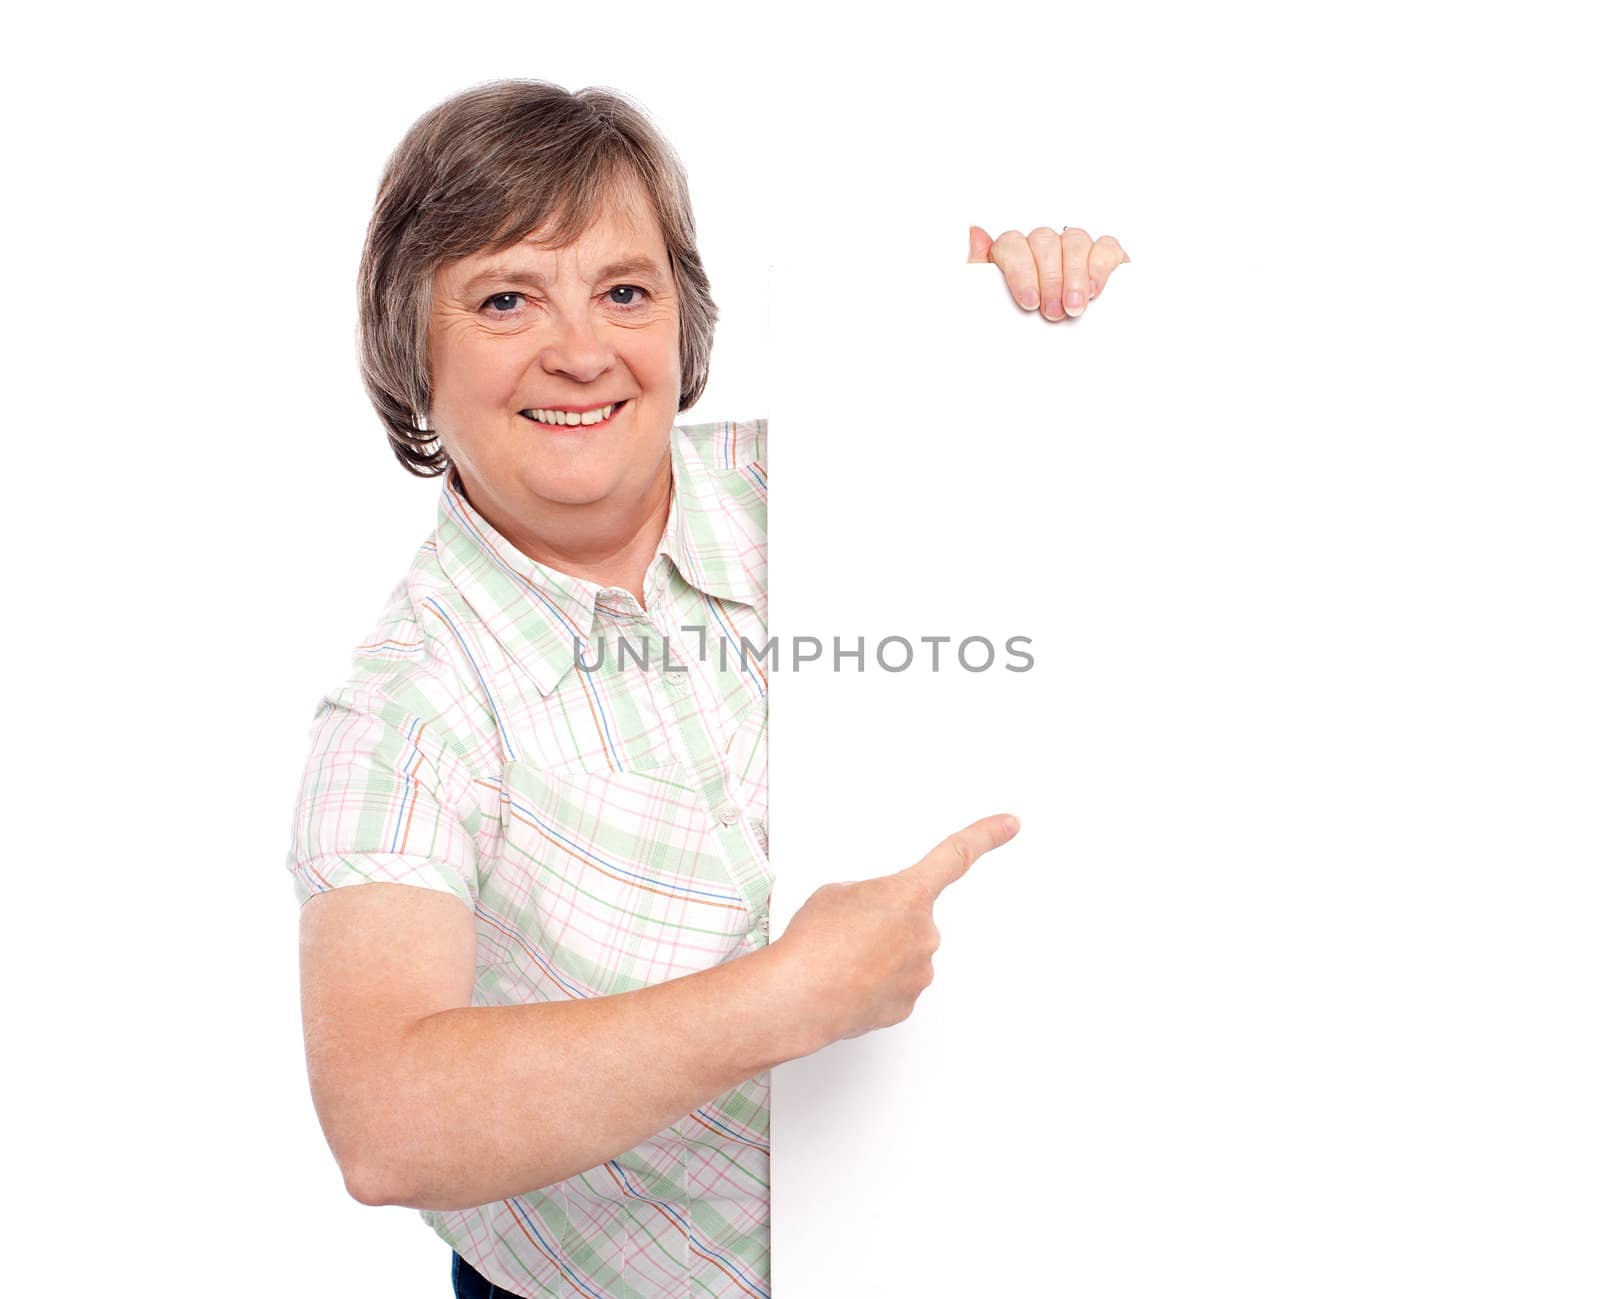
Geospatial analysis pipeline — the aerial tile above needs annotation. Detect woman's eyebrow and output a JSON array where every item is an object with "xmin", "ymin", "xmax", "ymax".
[{"xmin": 458, "ymin": 257, "xmax": 669, "ymax": 295}]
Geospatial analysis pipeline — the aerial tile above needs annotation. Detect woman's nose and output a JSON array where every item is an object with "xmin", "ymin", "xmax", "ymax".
[{"xmin": 539, "ymin": 311, "xmax": 613, "ymax": 383}]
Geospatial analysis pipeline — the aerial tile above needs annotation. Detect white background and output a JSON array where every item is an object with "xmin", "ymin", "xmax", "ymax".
[{"xmin": 5, "ymin": 2, "xmax": 1595, "ymax": 1295}]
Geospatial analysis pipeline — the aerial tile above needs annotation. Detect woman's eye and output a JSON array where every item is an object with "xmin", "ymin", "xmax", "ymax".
[
  {"xmin": 608, "ymin": 285, "xmax": 646, "ymax": 307},
  {"xmin": 483, "ymin": 292, "xmax": 524, "ymax": 314}
]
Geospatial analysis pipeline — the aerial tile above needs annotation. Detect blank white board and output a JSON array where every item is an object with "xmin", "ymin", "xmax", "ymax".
[{"xmin": 768, "ymin": 206, "xmax": 1597, "ymax": 1296}]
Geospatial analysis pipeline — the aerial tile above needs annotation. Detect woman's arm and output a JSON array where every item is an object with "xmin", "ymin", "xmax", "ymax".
[
  {"xmin": 301, "ymin": 880, "xmax": 810, "ymax": 1211},
  {"xmin": 300, "ymin": 815, "xmax": 1019, "ymax": 1211}
]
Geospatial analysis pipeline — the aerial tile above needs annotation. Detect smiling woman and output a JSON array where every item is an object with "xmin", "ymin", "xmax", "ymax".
[
  {"xmin": 355, "ymin": 83, "xmax": 718, "ymax": 471},
  {"xmin": 426, "ymin": 182, "xmax": 683, "ymax": 591},
  {"xmin": 286, "ymin": 77, "xmax": 1121, "ymax": 1299},
  {"xmin": 292, "ymin": 82, "xmax": 795, "ymax": 1299}
]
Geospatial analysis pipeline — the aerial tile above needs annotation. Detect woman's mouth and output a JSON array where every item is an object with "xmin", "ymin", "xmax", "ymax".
[{"xmin": 519, "ymin": 399, "xmax": 627, "ymax": 430}]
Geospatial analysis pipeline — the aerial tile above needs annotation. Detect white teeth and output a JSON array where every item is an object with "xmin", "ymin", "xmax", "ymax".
[{"xmin": 525, "ymin": 403, "xmax": 617, "ymax": 426}]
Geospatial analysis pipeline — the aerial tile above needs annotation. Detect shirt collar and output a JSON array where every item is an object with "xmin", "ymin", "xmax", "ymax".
[
  {"xmin": 433, "ymin": 424, "xmax": 761, "ymax": 696},
  {"xmin": 658, "ymin": 422, "xmax": 764, "ymax": 609}
]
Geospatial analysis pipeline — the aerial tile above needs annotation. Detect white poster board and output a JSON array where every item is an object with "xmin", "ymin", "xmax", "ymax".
[{"xmin": 769, "ymin": 152, "xmax": 1597, "ymax": 1299}]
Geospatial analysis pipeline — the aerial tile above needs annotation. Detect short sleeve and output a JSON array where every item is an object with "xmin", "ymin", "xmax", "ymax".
[{"xmin": 284, "ymin": 686, "xmax": 480, "ymax": 911}]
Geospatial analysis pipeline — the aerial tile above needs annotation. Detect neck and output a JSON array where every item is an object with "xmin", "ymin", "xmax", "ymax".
[{"xmin": 458, "ymin": 451, "xmax": 673, "ymax": 608}]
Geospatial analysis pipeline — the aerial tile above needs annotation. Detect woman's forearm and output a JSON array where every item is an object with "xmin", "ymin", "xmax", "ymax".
[{"xmin": 351, "ymin": 942, "xmax": 816, "ymax": 1211}]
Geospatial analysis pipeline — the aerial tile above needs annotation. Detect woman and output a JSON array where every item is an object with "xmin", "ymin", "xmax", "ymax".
[{"xmin": 287, "ymin": 79, "xmax": 1128, "ymax": 1298}]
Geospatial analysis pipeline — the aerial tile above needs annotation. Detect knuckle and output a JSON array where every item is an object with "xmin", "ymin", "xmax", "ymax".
[
  {"xmin": 900, "ymin": 876, "xmax": 934, "ymax": 912},
  {"xmin": 992, "ymin": 229, "xmax": 1026, "ymax": 252},
  {"xmin": 814, "ymin": 881, "xmax": 849, "ymax": 907},
  {"xmin": 1027, "ymin": 226, "xmax": 1058, "ymax": 244},
  {"xmin": 949, "ymin": 834, "xmax": 974, "ymax": 871},
  {"xmin": 1060, "ymin": 225, "xmax": 1091, "ymax": 241}
]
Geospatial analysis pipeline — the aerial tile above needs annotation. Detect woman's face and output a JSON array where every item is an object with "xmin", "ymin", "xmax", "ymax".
[{"xmin": 427, "ymin": 180, "xmax": 681, "ymax": 545}]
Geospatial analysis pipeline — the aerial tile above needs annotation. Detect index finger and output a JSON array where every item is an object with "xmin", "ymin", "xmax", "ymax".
[{"xmin": 897, "ymin": 814, "xmax": 1022, "ymax": 899}]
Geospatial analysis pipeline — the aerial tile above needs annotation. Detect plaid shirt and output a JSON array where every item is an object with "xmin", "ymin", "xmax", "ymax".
[{"xmin": 286, "ymin": 420, "xmax": 773, "ymax": 1297}]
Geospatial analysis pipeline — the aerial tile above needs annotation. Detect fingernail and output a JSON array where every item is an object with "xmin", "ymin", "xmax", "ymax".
[
  {"xmin": 1020, "ymin": 289, "xmax": 1040, "ymax": 310},
  {"xmin": 1065, "ymin": 289, "xmax": 1086, "ymax": 316},
  {"xmin": 1003, "ymin": 815, "xmax": 1021, "ymax": 834},
  {"xmin": 1043, "ymin": 297, "xmax": 1063, "ymax": 320}
]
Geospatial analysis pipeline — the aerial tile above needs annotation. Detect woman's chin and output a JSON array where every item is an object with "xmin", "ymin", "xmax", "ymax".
[{"xmin": 519, "ymin": 470, "xmax": 623, "ymax": 509}]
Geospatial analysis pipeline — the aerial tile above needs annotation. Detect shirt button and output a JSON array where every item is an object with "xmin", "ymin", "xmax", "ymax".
[
  {"xmin": 716, "ymin": 804, "xmax": 740, "ymax": 826},
  {"xmin": 757, "ymin": 915, "xmax": 771, "ymax": 934},
  {"xmin": 663, "ymin": 671, "xmax": 687, "ymax": 690}
]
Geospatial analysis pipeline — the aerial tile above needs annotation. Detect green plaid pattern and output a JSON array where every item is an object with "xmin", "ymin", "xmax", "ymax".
[{"xmin": 286, "ymin": 420, "xmax": 772, "ymax": 1297}]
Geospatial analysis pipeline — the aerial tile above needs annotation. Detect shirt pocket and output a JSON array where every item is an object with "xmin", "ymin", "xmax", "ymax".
[{"xmin": 483, "ymin": 760, "xmax": 757, "ymax": 998}]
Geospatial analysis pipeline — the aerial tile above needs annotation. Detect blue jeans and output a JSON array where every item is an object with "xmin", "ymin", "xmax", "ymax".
[{"xmin": 452, "ymin": 1251, "xmax": 516, "ymax": 1298}]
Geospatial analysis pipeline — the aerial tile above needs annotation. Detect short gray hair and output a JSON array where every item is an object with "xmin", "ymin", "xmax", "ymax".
[{"xmin": 357, "ymin": 79, "xmax": 718, "ymax": 476}]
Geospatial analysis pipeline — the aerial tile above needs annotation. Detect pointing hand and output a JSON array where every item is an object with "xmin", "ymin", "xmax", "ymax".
[{"xmin": 771, "ymin": 814, "xmax": 1022, "ymax": 1051}]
